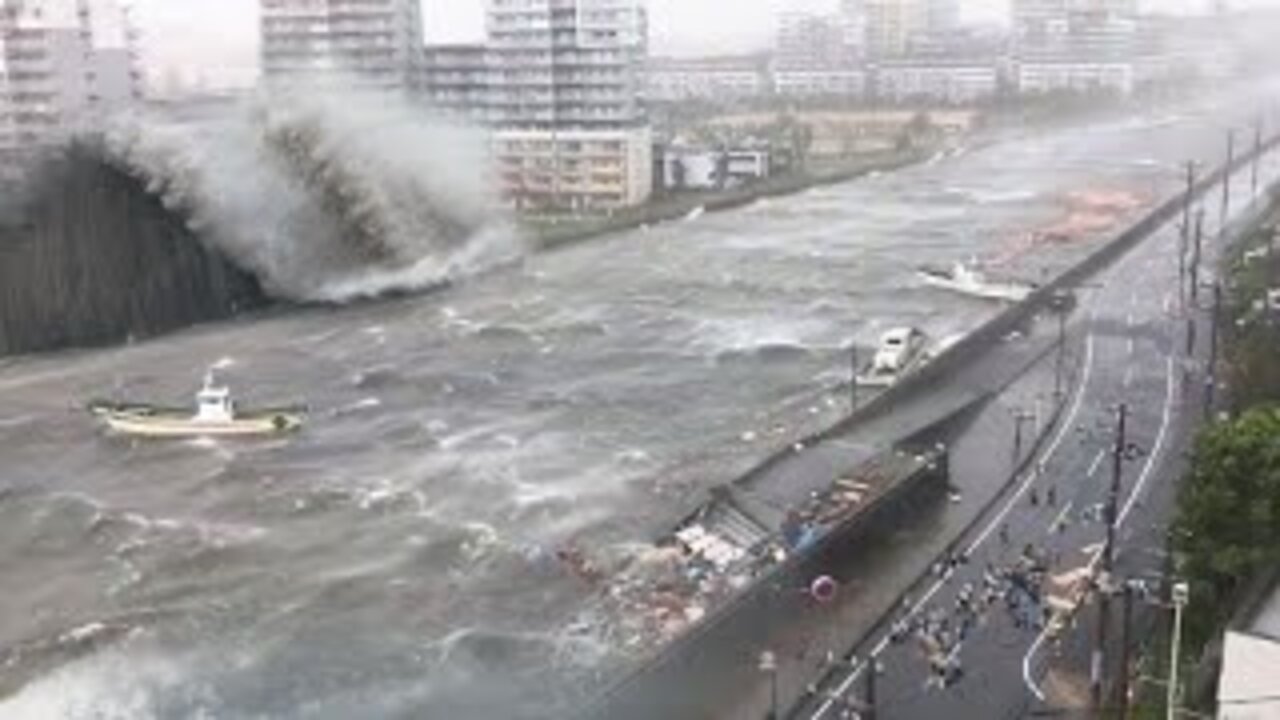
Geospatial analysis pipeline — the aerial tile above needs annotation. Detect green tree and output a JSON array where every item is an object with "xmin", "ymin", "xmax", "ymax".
[{"xmin": 1172, "ymin": 406, "xmax": 1280, "ymax": 647}]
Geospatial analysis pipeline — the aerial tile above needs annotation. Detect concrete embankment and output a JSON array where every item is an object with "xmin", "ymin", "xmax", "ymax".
[
  {"xmin": 577, "ymin": 132, "xmax": 1280, "ymax": 720},
  {"xmin": 528, "ymin": 149, "xmax": 929, "ymax": 251}
]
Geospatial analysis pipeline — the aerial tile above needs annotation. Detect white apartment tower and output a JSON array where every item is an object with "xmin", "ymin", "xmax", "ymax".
[
  {"xmin": 864, "ymin": 0, "xmax": 926, "ymax": 58},
  {"xmin": 483, "ymin": 0, "xmax": 652, "ymax": 211},
  {"xmin": 484, "ymin": 0, "xmax": 647, "ymax": 129},
  {"xmin": 0, "ymin": 0, "xmax": 140, "ymax": 162},
  {"xmin": 775, "ymin": 13, "xmax": 854, "ymax": 70},
  {"xmin": 260, "ymin": 0, "xmax": 423, "ymax": 90},
  {"xmin": 1012, "ymin": 0, "xmax": 1139, "ymax": 96}
]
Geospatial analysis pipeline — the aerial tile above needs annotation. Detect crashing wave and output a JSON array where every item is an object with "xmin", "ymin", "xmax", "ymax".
[{"xmin": 99, "ymin": 86, "xmax": 523, "ymax": 302}]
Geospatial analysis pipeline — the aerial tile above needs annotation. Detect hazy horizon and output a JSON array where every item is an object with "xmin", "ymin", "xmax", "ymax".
[{"xmin": 131, "ymin": 0, "xmax": 1257, "ymax": 91}]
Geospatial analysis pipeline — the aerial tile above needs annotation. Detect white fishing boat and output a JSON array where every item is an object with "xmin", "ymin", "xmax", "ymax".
[
  {"xmin": 918, "ymin": 262, "xmax": 1035, "ymax": 303},
  {"xmin": 89, "ymin": 373, "xmax": 305, "ymax": 438},
  {"xmin": 856, "ymin": 327, "xmax": 930, "ymax": 388}
]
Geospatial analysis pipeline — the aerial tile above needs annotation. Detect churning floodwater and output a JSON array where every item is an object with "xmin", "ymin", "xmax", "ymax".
[{"xmin": 2, "ymin": 80, "xmax": 1279, "ymax": 719}]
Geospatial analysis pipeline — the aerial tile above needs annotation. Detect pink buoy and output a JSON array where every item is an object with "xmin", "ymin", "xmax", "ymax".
[{"xmin": 810, "ymin": 575, "xmax": 838, "ymax": 604}]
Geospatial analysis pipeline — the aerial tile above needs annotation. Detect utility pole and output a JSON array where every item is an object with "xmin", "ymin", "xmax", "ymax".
[
  {"xmin": 1052, "ymin": 292, "xmax": 1070, "ymax": 401},
  {"xmin": 1013, "ymin": 409, "xmax": 1035, "ymax": 469},
  {"xmin": 864, "ymin": 660, "xmax": 878, "ymax": 720},
  {"xmin": 1117, "ymin": 582, "xmax": 1135, "ymax": 720},
  {"xmin": 1191, "ymin": 209, "xmax": 1204, "ymax": 305},
  {"xmin": 850, "ymin": 345, "xmax": 859, "ymax": 413},
  {"xmin": 759, "ymin": 651, "xmax": 779, "ymax": 720},
  {"xmin": 1222, "ymin": 129, "xmax": 1236, "ymax": 232},
  {"xmin": 1092, "ymin": 402, "xmax": 1127, "ymax": 716},
  {"xmin": 1205, "ymin": 282, "xmax": 1222, "ymax": 421},
  {"xmin": 1168, "ymin": 582, "xmax": 1190, "ymax": 720},
  {"xmin": 1179, "ymin": 162, "xmax": 1196, "ymax": 315},
  {"xmin": 1182, "ymin": 161, "xmax": 1196, "ymax": 237},
  {"xmin": 1252, "ymin": 116, "xmax": 1263, "ymax": 197},
  {"xmin": 1178, "ymin": 221, "xmax": 1189, "ymax": 315}
]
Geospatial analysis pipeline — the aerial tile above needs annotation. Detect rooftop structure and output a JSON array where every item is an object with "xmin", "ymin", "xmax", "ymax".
[{"xmin": 1218, "ymin": 571, "xmax": 1280, "ymax": 719}]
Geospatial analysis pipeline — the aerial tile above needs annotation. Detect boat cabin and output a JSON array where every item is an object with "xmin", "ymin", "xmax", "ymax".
[{"xmin": 195, "ymin": 374, "xmax": 236, "ymax": 423}]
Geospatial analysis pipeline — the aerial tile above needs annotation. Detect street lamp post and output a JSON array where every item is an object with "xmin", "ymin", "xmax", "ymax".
[
  {"xmin": 759, "ymin": 650, "xmax": 779, "ymax": 720},
  {"xmin": 850, "ymin": 345, "xmax": 859, "ymax": 413},
  {"xmin": 1167, "ymin": 582, "xmax": 1190, "ymax": 720},
  {"xmin": 1050, "ymin": 291, "xmax": 1073, "ymax": 402}
]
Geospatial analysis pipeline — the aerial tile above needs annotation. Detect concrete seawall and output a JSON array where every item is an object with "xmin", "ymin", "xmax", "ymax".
[
  {"xmin": 530, "ymin": 149, "xmax": 928, "ymax": 251},
  {"xmin": 581, "ymin": 451, "xmax": 949, "ymax": 720}
]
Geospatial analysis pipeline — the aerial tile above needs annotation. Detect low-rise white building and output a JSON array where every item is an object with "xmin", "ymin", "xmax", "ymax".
[
  {"xmin": 875, "ymin": 60, "xmax": 999, "ymax": 104},
  {"xmin": 493, "ymin": 126, "xmax": 653, "ymax": 212},
  {"xmin": 774, "ymin": 69, "xmax": 868, "ymax": 98},
  {"xmin": 1218, "ymin": 576, "xmax": 1280, "ymax": 719},
  {"xmin": 1015, "ymin": 61, "xmax": 1135, "ymax": 97},
  {"xmin": 660, "ymin": 145, "xmax": 770, "ymax": 191},
  {"xmin": 647, "ymin": 56, "xmax": 769, "ymax": 102}
]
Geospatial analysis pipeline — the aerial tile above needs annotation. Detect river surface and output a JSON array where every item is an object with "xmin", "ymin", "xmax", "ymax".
[{"xmin": 2, "ymin": 81, "xmax": 1278, "ymax": 719}]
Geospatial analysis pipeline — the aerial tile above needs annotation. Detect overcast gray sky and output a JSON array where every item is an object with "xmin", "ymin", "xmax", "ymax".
[{"xmin": 130, "ymin": 0, "xmax": 1239, "ymax": 90}]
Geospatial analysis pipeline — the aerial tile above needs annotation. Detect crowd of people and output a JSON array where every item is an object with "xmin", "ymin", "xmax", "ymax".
[{"xmin": 882, "ymin": 543, "xmax": 1053, "ymax": 689}]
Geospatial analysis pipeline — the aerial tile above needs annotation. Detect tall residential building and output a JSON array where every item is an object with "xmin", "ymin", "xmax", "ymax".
[
  {"xmin": 773, "ymin": 11, "xmax": 865, "ymax": 98},
  {"xmin": 864, "ymin": 0, "xmax": 926, "ymax": 59},
  {"xmin": 259, "ymin": 0, "xmax": 423, "ymax": 91},
  {"xmin": 484, "ymin": 0, "xmax": 647, "ymax": 129},
  {"xmin": 88, "ymin": 0, "xmax": 139, "ymax": 112},
  {"xmin": 421, "ymin": 43, "xmax": 494, "ymax": 123},
  {"xmin": 481, "ymin": 0, "xmax": 652, "ymax": 211},
  {"xmin": 838, "ymin": 0, "xmax": 867, "ymax": 59},
  {"xmin": 0, "ymin": 0, "xmax": 141, "ymax": 163},
  {"xmin": 924, "ymin": 0, "xmax": 960, "ymax": 38},
  {"xmin": 1011, "ymin": 0, "xmax": 1139, "ymax": 95},
  {"xmin": 776, "ymin": 13, "xmax": 854, "ymax": 70}
]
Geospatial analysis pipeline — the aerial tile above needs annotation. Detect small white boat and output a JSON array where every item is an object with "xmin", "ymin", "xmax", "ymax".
[
  {"xmin": 918, "ymin": 262, "xmax": 1035, "ymax": 303},
  {"xmin": 856, "ymin": 327, "xmax": 930, "ymax": 388},
  {"xmin": 89, "ymin": 373, "xmax": 305, "ymax": 438}
]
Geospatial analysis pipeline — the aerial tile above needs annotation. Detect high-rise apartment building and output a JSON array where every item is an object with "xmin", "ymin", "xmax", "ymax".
[
  {"xmin": 481, "ymin": 0, "xmax": 652, "ymax": 211},
  {"xmin": 776, "ymin": 13, "xmax": 854, "ymax": 70},
  {"xmin": 864, "ymin": 0, "xmax": 926, "ymax": 58},
  {"xmin": 1012, "ymin": 0, "xmax": 1140, "ymax": 95},
  {"xmin": 773, "ymin": 11, "xmax": 865, "ymax": 98},
  {"xmin": 421, "ymin": 43, "xmax": 494, "ymax": 123},
  {"xmin": 484, "ymin": 0, "xmax": 647, "ymax": 129},
  {"xmin": 419, "ymin": 1, "xmax": 653, "ymax": 211},
  {"xmin": 0, "ymin": 0, "xmax": 140, "ymax": 163},
  {"xmin": 924, "ymin": 0, "xmax": 959, "ymax": 39},
  {"xmin": 260, "ymin": 0, "xmax": 423, "ymax": 90}
]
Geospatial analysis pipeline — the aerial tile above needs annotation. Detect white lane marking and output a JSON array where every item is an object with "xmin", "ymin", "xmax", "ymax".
[
  {"xmin": 812, "ymin": 324, "xmax": 1100, "ymax": 718},
  {"xmin": 1118, "ymin": 355, "xmax": 1176, "ymax": 527},
  {"xmin": 1022, "ymin": 353, "xmax": 1176, "ymax": 702},
  {"xmin": 1126, "ymin": 312, "xmax": 1136, "ymax": 357},
  {"xmin": 1086, "ymin": 447, "xmax": 1107, "ymax": 478},
  {"xmin": 1048, "ymin": 499, "xmax": 1075, "ymax": 533},
  {"xmin": 966, "ymin": 332, "xmax": 1097, "ymax": 553},
  {"xmin": 1023, "ymin": 629, "xmax": 1051, "ymax": 701}
]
